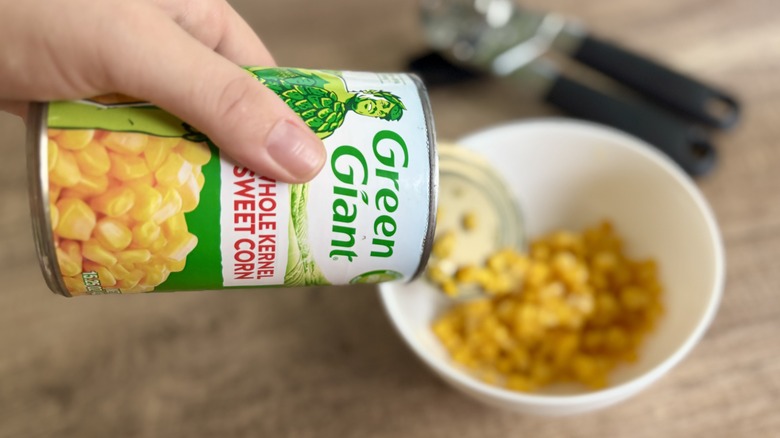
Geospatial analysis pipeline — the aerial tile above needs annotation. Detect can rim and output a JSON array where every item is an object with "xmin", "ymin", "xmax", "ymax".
[
  {"xmin": 409, "ymin": 74, "xmax": 439, "ymax": 282},
  {"xmin": 26, "ymin": 103, "xmax": 71, "ymax": 297}
]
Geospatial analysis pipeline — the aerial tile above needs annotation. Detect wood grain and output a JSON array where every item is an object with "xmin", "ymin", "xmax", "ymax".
[{"xmin": 1, "ymin": 0, "xmax": 778, "ymax": 436}]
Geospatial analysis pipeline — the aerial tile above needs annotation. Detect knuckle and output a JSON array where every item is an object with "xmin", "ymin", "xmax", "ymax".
[
  {"xmin": 164, "ymin": 0, "xmax": 228, "ymax": 49},
  {"xmin": 213, "ymin": 75, "xmax": 259, "ymax": 130},
  {"xmin": 177, "ymin": 0, "xmax": 226, "ymax": 28}
]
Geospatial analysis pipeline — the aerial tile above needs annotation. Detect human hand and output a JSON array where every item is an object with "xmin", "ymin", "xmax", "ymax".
[{"xmin": 0, "ymin": 0, "xmax": 326, "ymax": 183}]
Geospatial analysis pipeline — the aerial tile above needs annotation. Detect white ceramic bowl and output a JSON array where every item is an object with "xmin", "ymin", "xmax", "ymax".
[{"xmin": 379, "ymin": 119, "xmax": 725, "ymax": 416}]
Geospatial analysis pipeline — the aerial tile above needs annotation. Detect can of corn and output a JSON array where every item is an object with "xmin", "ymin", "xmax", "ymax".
[{"xmin": 27, "ymin": 67, "xmax": 438, "ymax": 296}]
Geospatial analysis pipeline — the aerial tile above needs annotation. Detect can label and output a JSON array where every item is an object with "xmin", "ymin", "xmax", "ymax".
[{"xmin": 41, "ymin": 68, "xmax": 435, "ymax": 295}]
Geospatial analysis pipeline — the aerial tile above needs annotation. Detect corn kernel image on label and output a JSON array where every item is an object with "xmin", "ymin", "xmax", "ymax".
[{"xmin": 27, "ymin": 68, "xmax": 437, "ymax": 296}]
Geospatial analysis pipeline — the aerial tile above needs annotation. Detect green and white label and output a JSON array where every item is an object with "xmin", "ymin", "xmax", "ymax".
[{"xmin": 46, "ymin": 68, "xmax": 434, "ymax": 294}]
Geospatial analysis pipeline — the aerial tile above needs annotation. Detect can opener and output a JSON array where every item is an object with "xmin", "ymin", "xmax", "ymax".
[{"xmin": 413, "ymin": 0, "xmax": 741, "ymax": 176}]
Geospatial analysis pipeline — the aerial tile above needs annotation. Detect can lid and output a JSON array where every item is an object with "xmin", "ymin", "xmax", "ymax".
[{"xmin": 434, "ymin": 143, "xmax": 525, "ymax": 270}]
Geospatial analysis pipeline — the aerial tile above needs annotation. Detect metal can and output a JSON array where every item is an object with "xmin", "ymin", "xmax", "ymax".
[{"xmin": 27, "ymin": 67, "xmax": 438, "ymax": 296}]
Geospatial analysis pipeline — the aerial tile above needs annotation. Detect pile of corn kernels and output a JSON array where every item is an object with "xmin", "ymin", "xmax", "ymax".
[
  {"xmin": 427, "ymin": 221, "xmax": 664, "ymax": 391},
  {"xmin": 48, "ymin": 128, "xmax": 209, "ymax": 295}
]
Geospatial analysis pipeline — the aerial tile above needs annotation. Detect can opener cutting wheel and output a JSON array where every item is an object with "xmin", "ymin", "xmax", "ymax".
[{"xmin": 413, "ymin": 0, "xmax": 740, "ymax": 177}]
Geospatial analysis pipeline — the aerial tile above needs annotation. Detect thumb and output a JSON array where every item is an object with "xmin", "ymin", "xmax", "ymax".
[{"xmin": 108, "ymin": 7, "xmax": 326, "ymax": 183}]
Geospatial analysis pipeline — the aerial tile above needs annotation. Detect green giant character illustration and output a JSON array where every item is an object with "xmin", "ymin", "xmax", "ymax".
[{"xmin": 248, "ymin": 67, "xmax": 406, "ymax": 139}]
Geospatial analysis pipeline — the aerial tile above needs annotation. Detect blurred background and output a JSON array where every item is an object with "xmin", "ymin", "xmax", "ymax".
[{"xmin": 1, "ymin": 0, "xmax": 779, "ymax": 436}]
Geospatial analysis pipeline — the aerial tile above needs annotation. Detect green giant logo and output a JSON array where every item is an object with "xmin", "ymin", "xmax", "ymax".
[{"xmin": 330, "ymin": 130, "xmax": 409, "ymax": 261}]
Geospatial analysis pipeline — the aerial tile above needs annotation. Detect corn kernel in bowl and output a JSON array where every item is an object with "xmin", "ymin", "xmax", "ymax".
[{"xmin": 427, "ymin": 220, "xmax": 664, "ymax": 392}]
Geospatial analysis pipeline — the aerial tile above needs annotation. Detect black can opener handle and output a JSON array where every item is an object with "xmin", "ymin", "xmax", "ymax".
[
  {"xmin": 545, "ymin": 74, "xmax": 716, "ymax": 176},
  {"xmin": 408, "ymin": 51, "xmax": 718, "ymax": 176},
  {"xmin": 571, "ymin": 35, "xmax": 740, "ymax": 130}
]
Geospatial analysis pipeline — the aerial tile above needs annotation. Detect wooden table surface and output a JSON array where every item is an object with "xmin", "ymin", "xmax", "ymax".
[{"xmin": 1, "ymin": 0, "xmax": 778, "ymax": 436}]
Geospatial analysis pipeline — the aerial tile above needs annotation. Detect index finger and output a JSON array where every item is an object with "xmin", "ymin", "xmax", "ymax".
[
  {"xmin": 152, "ymin": 0, "xmax": 274, "ymax": 66},
  {"xmin": 104, "ymin": 2, "xmax": 325, "ymax": 183}
]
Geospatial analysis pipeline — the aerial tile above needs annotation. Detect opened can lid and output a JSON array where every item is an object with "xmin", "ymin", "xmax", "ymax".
[{"xmin": 434, "ymin": 143, "xmax": 525, "ymax": 270}]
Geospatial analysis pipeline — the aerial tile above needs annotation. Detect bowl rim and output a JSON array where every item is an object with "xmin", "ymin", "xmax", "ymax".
[{"xmin": 379, "ymin": 118, "xmax": 725, "ymax": 406}]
